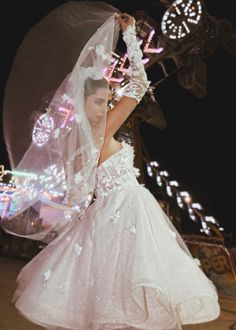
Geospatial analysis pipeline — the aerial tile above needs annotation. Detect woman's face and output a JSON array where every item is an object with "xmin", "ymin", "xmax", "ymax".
[{"xmin": 84, "ymin": 88, "xmax": 110, "ymax": 123}]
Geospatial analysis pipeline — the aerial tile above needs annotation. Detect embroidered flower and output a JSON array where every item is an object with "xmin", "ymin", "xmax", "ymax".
[
  {"xmin": 110, "ymin": 210, "xmax": 121, "ymax": 224},
  {"xmin": 74, "ymin": 243, "xmax": 83, "ymax": 257},
  {"xmin": 95, "ymin": 44, "xmax": 110, "ymax": 61},
  {"xmin": 43, "ymin": 269, "xmax": 51, "ymax": 282},
  {"xmin": 95, "ymin": 142, "xmax": 141, "ymax": 199},
  {"xmin": 91, "ymin": 147, "xmax": 99, "ymax": 155},
  {"xmin": 85, "ymin": 67, "xmax": 103, "ymax": 80},
  {"xmin": 61, "ymin": 93, "xmax": 73, "ymax": 103},
  {"xmin": 133, "ymin": 166, "xmax": 140, "ymax": 177},
  {"xmin": 127, "ymin": 225, "xmax": 136, "ymax": 234},
  {"xmin": 193, "ymin": 258, "xmax": 201, "ymax": 266}
]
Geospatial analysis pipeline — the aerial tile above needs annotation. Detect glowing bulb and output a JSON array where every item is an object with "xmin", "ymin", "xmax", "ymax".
[
  {"xmin": 166, "ymin": 185, "xmax": 172, "ymax": 196},
  {"xmin": 177, "ymin": 195, "xmax": 184, "ymax": 208},
  {"xmin": 156, "ymin": 175, "xmax": 162, "ymax": 187},
  {"xmin": 147, "ymin": 165, "xmax": 153, "ymax": 177},
  {"xmin": 150, "ymin": 161, "xmax": 159, "ymax": 167},
  {"xmin": 169, "ymin": 180, "xmax": 179, "ymax": 187},
  {"xmin": 192, "ymin": 203, "xmax": 203, "ymax": 210},
  {"xmin": 180, "ymin": 191, "xmax": 192, "ymax": 204},
  {"xmin": 160, "ymin": 170, "xmax": 169, "ymax": 177}
]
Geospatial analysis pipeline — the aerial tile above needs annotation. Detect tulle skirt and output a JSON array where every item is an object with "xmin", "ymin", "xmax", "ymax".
[{"xmin": 12, "ymin": 183, "xmax": 220, "ymax": 329}]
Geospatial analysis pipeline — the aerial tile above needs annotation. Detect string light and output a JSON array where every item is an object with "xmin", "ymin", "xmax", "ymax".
[
  {"xmin": 58, "ymin": 105, "xmax": 73, "ymax": 128},
  {"xmin": 166, "ymin": 184, "xmax": 173, "ymax": 197},
  {"xmin": 156, "ymin": 175, "xmax": 163, "ymax": 187},
  {"xmin": 169, "ymin": 180, "xmax": 179, "ymax": 187},
  {"xmin": 192, "ymin": 202, "xmax": 203, "ymax": 210},
  {"xmin": 180, "ymin": 191, "xmax": 192, "ymax": 204},
  {"xmin": 143, "ymin": 30, "xmax": 164, "ymax": 54},
  {"xmin": 0, "ymin": 156, "xmax": 224, "ymax": 236},
  {"xmin": 146, "ymin": 161, "xmax": 222, "ymax": 235}
]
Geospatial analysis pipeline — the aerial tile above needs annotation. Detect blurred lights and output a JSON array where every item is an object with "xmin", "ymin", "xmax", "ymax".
[
  {"xmin": 169, "ymin": 180, "xmax": 179, "ymax": 187},
  {"xmin": 191, "ymin": 202, "xmax": 203, "ymax": 210},
  {"xmin": 160, "ymin": 170, "xmax": 169, "ymax": 177},
  {"xmin": 180, "ymin": 191, "xmax": 192, "ymax": 204},
  {"xmin": 166, "ymin": 185, "xmax": 173, "ymax": 197},
  {"xmin": 177, "ymin": 194, "xmax": 184, "ymax": 208},
  {"xmin": 156, "ymin": 175, "xmax": 163, "ymax": 187},
  {"xmin": 146, "ymin": 161, "xmax": 221, "ymax": 236}
]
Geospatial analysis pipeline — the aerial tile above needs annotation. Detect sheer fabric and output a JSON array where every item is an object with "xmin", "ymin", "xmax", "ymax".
[{"xmin": 1, "ymin": 1, "xmax": 120, "ymax": 242}]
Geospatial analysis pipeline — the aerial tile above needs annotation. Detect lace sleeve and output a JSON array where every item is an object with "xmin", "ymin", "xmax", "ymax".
[{"xmin": 122, "ymin": 24, "xmax": 150, "ymax": 104}]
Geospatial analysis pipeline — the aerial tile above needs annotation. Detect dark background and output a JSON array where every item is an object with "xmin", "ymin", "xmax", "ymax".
[{"xmin": 0, "ymin": 1, "xmax": 235, "ymax": 237}]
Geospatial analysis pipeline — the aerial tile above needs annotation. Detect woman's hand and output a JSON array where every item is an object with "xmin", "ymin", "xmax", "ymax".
[{"xmin": 115, "ymin": 13, "xmax": 135, "ymax": 32}]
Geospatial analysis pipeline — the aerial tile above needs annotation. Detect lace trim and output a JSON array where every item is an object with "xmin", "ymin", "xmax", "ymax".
[
  {"xmin": 122, "ymin": 25, "xmax": 150, "ymax": 104},
  {"xmin": 95, "ymin": 141, "xmax": 140, "ymax": 199}
]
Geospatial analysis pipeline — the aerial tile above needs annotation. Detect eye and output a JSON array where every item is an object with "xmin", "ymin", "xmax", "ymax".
[{"xmin": 95, "ymin": 101, "xmax": 103, "ymax": 105}]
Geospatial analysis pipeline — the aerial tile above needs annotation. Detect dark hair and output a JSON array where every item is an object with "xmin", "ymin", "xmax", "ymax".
[{"xmin": 84, "ymin": 77, "xmax": 109, "ymax": 98}]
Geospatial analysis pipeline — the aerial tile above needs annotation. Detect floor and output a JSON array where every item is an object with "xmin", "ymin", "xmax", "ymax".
[{"xmin": 0, "ymin": 256, "xmax": 235, "ymax": 330}]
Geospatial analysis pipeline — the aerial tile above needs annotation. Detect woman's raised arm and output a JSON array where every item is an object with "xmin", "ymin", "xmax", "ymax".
[{"xmin": 104, "ymin": 13, "xmax": 150, "ymax": 141}]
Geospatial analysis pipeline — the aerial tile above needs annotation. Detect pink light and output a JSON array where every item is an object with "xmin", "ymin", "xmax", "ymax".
[
  {"xmin": 109, "ymin": 77, "xmax": 124, "ymax": 83},
  {"xmin": 142, "ymin": 58, "xmax": 150, "ymax": 64},
  {"xmin": 106, "ymin": 31, "xmax": 161, "ymax": 83},
  {"xmin": 118, "ymin": 53, "xmax": 149, "ymax": 71},
  {"xmin": 0, "ymin": 196, "xmax": 11, "ymax": 218},
  {"xmin": 119, "ymin": 54, "xmax": 129, "ymax": 73},
  {"xmin": 103, "ymin": 58, "xmax": 119, "ymax": 80},
  {"xmin": 143, "ymin": 30, "xmax": 164, "ymax": 54},
  {"xmin": 58, "ymin": 105, "xmax": 73, "ymax": 128},
  {"xmin": 104, "ymin": 56, "xmax": 125, "ymax": 83}
]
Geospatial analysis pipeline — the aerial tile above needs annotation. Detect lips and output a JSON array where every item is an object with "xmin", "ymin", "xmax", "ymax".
[{"xmin": 96, "ymin": 112, "xmax": 104, "ymax": 119}]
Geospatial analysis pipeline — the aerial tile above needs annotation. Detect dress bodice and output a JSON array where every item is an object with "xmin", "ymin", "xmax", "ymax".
[{"xmin": 95, "ymin": 141, "xmax": 140, "ymax": 199}]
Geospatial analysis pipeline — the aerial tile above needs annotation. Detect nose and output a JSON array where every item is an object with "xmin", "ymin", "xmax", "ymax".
[{"xmin": 97, "ymin": 108, "xmax": 106, "ymax": 115}]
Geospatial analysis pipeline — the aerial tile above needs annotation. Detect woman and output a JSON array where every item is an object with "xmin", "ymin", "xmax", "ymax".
[{"xmin": 2, "ymin": 3, "xmax": 220, "ymax": 330}]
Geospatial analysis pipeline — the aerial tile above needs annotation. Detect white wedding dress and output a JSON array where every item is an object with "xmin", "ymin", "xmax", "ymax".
[{"xmin": 12, "ymin": 140, "xmax": 220, "ymax": 330}]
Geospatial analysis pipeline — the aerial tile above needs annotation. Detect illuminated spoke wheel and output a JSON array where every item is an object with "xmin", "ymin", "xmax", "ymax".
[
  {"xmin": 161, "ymin": 0, "xmax": 202, "ymax": 40},
  {"xmin": 32, "ymin": 114, "xmax": 54, "ymax": 147}
]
